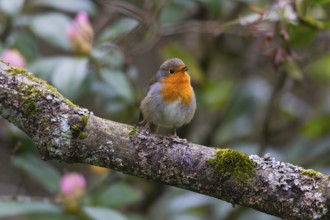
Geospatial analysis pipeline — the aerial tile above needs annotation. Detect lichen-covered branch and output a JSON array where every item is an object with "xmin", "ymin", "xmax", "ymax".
[{"xmin": 0, "ymin": 61, "xmax": 329, "ymax": 219}]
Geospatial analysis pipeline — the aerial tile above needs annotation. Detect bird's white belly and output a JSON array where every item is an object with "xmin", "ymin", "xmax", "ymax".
[{"xmin": 154, "ymin": 99, "xmax": 188, "ymax": 128}]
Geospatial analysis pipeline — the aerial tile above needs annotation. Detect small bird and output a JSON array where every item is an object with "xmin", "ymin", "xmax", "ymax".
[{"xmin": 140, "ymin": 58, "xmax": 196, "ymax": 136}]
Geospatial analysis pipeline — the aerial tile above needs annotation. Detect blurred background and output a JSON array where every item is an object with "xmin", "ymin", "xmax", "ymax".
[{"xmin": 0, "ymin": 0, "xmax": 330, "ymax": 219}]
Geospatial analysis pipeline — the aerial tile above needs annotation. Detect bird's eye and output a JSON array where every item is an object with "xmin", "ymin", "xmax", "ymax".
[{"xmin": 169, "ymin": 69, "xmax": 175, "ymax": 74}]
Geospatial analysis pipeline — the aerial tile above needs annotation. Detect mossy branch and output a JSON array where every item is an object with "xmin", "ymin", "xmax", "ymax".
[{"xmin": 0, "ymin": 61, "xmax": 330, "ymax": 219}]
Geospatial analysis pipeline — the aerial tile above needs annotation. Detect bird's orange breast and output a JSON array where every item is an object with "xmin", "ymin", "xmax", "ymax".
[{"xmin": 159, "ymin": 72, "xmax": 193, "ymax": 105}]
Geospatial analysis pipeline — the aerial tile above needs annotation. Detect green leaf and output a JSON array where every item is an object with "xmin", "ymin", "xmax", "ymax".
[
  {"xmin": 168, "ymin": 192, "xmax": 217, "ymax": 212},
  {"xmin": 201, "ymin": 80, "xmax": 233, "ymax": 109},
  {"xmin": 204, "ymin": 0, "xmax": 223, "ymax": 18},
  {"xmin": 0, "ymin": 0, "xmax": 24, "ymax": 16},
  {"xmin": 160, "ymin": 43, "xmax": 205, "ymax": 83},
  {"xmin": 100, "ymin": 69, "xmax": 133, "ymax": 102},
  {"xmin": 288, "ymin": 24, "xmax": 316, "ymax": 46},
  {"xmin": 91, "ymin": 46, "xmax": 124, "ymax": 68},
  {"xmin": 0, "ymin": 199, "xmax": 61, "ymax": 217},
  {"xmin": 12, "ymin": 154, "xmax": 61, "ymax": 194},
  {"xmin": 29, "ymin": 13, "xmax": 71, "ymax": 50},
  {"xmin": 28, "ymin": 56, "xmax": 65, "ymax": 80},
  {"xmin": 97, "ymin": 18, "xmax": 139, "ymax": 43},
  {"xmin": 94, "ymin": 183, "xmax": 143, "ymax": 208},
  {"xmin": 27, "ymin": 215, "xmax": 67, "ymax": 220},
  {"xmin": 29, "ymin": 56, "xmax": 88, "ymax": 100},
  {"xmin": 314, "ymin": 0, "xmax": 330, "ymax": 4},
  {"xmin": 83, "ymin": 206, "xmax": 127, "ymax": 220},
  {"xmin": 225, "ymin": 78, "xmax": 271, "ymax": 121},
  {"xmin": 51, "ymin": 57, "xmax": 89, "ymax": 100},
  {"xmin": 32, "ymin": 0, "xmax": 96, "ymax": 14},
  {"xmin": 159, "ymin": 1, "xmax": 196, "ymax": 24},
  {"xmin": 12, "ymin": 31, "xmax": 38, "ymax": 61},
  {"xmin": 105, "ymin": 100, "xmax": 126, "ymax": 113},
  {"xmin": 127, "ymin": 214, "xmax": 145, "ymax": 220},
  {"xmin": 306, "ymin": 53, "xmax": 330, "ymax": 83},
  {"xmin": 283, "ymin": 59, "xmax": 302, "ymax": 80},
  {"xmin": 302, "ymin": 115, "xmax": 330, "ymax": 138}
]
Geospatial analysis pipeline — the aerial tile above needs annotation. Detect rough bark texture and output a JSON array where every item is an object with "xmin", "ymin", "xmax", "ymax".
[{"xmin": 0, "ymin": 61, "xmax": 330, "ymax": 219}]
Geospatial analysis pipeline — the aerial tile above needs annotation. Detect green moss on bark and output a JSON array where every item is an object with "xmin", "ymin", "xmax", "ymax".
[
  {"xmin": 17, "ymin": 83, "xmax": 42, "ymax": 119},
  {"xmin": 207, "ymin": 149, "xmax": 256, "ymax": 183},
  {"xmin": 71, "ymin": 115, "xmax": 90, "ymax": 139},
  {"xmin": 300, "ymin": 169, "xmax": 322, "ymax": 177},
  {"xmin": 6, "ymin": 66, "xmax": 78, "ymax": 108},
  {"xmin": 128, "ymin": 127, "xmax": 139, "ymax": 136}
]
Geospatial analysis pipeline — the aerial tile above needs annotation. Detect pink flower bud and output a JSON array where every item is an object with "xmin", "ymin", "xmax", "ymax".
[
  {"xmin": 76, "ymin": 11, "xmax": 90, "ymax": 26},
  {"xmin": 60, "ymin": 173, "xmax": 86, "ymax": 196},
  {"xmin": 66, "ymin": 11, "xmax": 94, "ymax": 55},
  {"xmin": 1, "ymin": 49, "xmax": 26, "ymax": 67}
]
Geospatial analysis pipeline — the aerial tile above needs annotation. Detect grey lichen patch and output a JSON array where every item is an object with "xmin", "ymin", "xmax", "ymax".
[
  {"xmin": 6, "ymin": 66, "xmax": 78, "ymax": 109},
  {"xmin": 92, "ymin": 139, "xmax": 125, "ymax": 169},
  {"xmin": 47, "ymin": 114, "xmax": 73, "ymax": 156},
  {"xmin": 98, "ymin": 140, "xmax": 114, "ymax": 153},
  {"xmin": 250, "ymin": 154, "xmax": 326, "ymax": 191},
  {"xmin": 115, "ymin": 158, "xmax": 123, "ymax": 167},
  {"xmin": 59, "ymin": 115, "xmax": 72, "ymax": 138},
  {"xmin": 250, "ymin": 154, "xmax": 329, "ymax": 219},
  {"xmin": 129, "ymin": 130, "xmax": 203, "ymax": 186},
  {"xmin": 251, "ymin": 154, "xmax": 301, "ymax": 191},
  {"xmin": 129, "ymin": 130, "xmax": 163, "ymax": 177},
  {"xmin": 207, "ymin": 149, "xmax": 256, "ymax": 183}
]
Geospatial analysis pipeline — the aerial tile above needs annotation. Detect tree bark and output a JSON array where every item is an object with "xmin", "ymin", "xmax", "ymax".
[{"xmin": 0, "ymin": 61, "xmax": 329, "ymax": 219}]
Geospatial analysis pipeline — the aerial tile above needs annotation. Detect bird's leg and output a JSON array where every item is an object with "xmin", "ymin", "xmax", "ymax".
[
  {"xmin": 171, "ymin": 128, "xmax": 188, "ymax": 143},
  {"xmin": 156, "ymin": 125, "xmax": 160, "ymax": 133},
  {"xmin": 143, "ymin": 122, "xmax": 151, "ymax": 133},
  {"xmin": 173, "ymin": 128, "xmax": 177, "ymax": 137}
]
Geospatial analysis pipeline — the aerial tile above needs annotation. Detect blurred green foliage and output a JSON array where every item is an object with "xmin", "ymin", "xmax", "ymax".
[{"xmin": 1, "ymin": 0, "xmax": 330, "ymax": 219}]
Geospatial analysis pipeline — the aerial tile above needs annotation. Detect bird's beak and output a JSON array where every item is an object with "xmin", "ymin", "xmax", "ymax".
[{"xmin": 181, "ymin": 66, "xmax": 188, "ymax": 72}]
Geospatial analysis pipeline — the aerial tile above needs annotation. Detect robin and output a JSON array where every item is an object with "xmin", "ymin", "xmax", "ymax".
[{"xmin": 140, "ymin": 58, "xmax": 196, "ymax": 136}]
